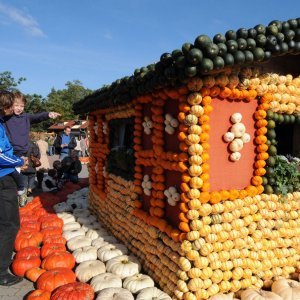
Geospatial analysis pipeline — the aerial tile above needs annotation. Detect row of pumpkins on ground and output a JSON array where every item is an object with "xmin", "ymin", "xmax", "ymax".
[
  {"xmin": 15, "ymin": 185, "xmax": 300, "ymax": 299},
  {"xmin": 15, "ymin": 185, "xmax": 172, "ymax": 300}
]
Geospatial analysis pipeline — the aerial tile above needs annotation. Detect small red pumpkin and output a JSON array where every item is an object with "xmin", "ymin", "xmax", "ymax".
[
  {"xmin": 14, "ymin": 231, "xmax": 43, "ymax": 251},
  {"xmin": 51, "ymin": 282, "xmax": 94, "ymax": 300},
  {"xmin": 40, "ymin": 227, "xmax": 63, "ymax": 238},
  {"xmin": 25, "ymin": 267, "xmax": 46, "ymax": 282},
  {"xmin": 26, "ymin": 289, "xmax": 51, "ymax": 300},
  {"xmin": 11, "ymin": 256, "xmax": 41, "ymax": 277},
  {"xmin": 41, "ymin": 251, "xmax": 75, "ymax": 270},
  {"xmin": 37, "ymin": 268, "xmax": 76, "ymax": 292},
  {"xmin": 15, "ymin": 246, "xmax": 40, "ymax": 260},
  {"xmin": 40, "ymin": 217, "xmax": 63, "ymax": 229},
  {"xmin": 43, "ymin": 235, "xmax": 66, "ymax": 245},
  {"xmin": 41, "ymin": 244, "xmax": 66, "ymax": 259},
  {"xmin": 21, "ymin": 221, "xmax": 41, "ymax": 231}
]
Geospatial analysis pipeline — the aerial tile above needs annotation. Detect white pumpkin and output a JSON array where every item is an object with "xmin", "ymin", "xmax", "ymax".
[
  {"xmin": 98, "ymin": 244, "xmax": 128, "ymax": 262},
  {"xmin": 230, "ymin": 113, "xmax": 242, "ymax": 124},
  {"xmin": 75, "ymin": 260, "xmax": 106, "ymax": 283},
  {"xmin": 123, "ymin": 274, "xmax": 155, "ymax": 294},
  {"xmin": 229, "ymin": 139, "xmax": 244, "ymax": 152},
  {"xmin": 57, "ymin": 212, "xmax": 76, "ymax": 224},
  {"xmin": 223, "ymin": 132, "xmax": 235, "ymax": 142},
  {"xmin": 106, "ymin": 255, "xmax": 141, "ymax": 279},
  {"xmin": 91, "ymin": 273, "xmax": 122, "ymax": 292},
  {"xmin": 96, "ymin": 288, "xmax": 134, "ymax": 300},
  {"xmin": 241, "ymin": 133, "xmax": 251, "ymax": 143},
  {"xmin": 63, "ymin": 228, "xmax": 86, "ymax": 241},
  {"xmin": 210, "ymin": 292, "xmax": 235, "ymax": 300},
  {"xmin": 92, "ymin": 238, "xmax": 109, "ymax": 249},
  {"xmin": 86, "ymin": 228, "xmax": 108, "ymax": 240},
  {"xmin": 272, "ymin": 278, "xmax": 300, "ymax": 300},
  {"xmin": 170, "ymin": 118, "xmax": 179, "ymax": 128},
  {"xmin": 231, "ymin": 123, "xmax": 246, "ymax": 137},
  {"xmin": 241, "ymin": 289, "xmax": 283, "ymax": 300},
  {"xmin": 63, "ymin": 222, "xmax": 81, "ymax": 231},
  {"xmin": 136, "ymin": 287, "xmax": 171, "ymax": 300},
  {"xmin": 67, "ymin": 236, "xmax": 92, "ymax": 251},
  {"xmin": 230, "ymin": 152, "xmax": 241, "ymax": 162},
  {"xmin": 73, "ymin": 246, "xmax": 98, "ymax": 263}
]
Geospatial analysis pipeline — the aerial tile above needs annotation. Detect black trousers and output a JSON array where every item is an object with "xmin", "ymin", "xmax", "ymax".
[{"xmin": 0, "ymin": 175, "xmax": 19, "ymax": 275}]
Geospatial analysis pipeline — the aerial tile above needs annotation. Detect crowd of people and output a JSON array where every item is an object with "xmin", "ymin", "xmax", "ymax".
[{"xmin": 0, "ymin": 90, "xmax": 86, "ymax": 286}]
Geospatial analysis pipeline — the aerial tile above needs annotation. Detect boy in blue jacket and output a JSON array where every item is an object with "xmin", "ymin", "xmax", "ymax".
[
  {"xmin": 4, "ymin": 92, "xmax": 60, "ymax": 205},
  {"xmin": 0, "ymin": 90, "xmax": 27, "ymax": 286}
]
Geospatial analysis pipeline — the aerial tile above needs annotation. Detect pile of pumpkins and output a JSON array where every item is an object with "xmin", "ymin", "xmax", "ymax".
[
  {"xmin": 15, "ymin": 186, "xmax": 172, "ymax": 300},
  {"xmin": 211, "ymin": 277, "xmax": 300, "ymax": 300}
]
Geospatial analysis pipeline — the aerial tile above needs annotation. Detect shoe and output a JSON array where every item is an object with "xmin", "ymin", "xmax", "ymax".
[
  {"xmin": 0, "ymin": 273, "xmax": 23, "ymax": 286},
  {"xmin": 27, "ymin": 190, "xmax": 33, "ymax": 197},
  {"xmin": 18, "ymin": 190, "xmax": 27, "ymax": 207}
]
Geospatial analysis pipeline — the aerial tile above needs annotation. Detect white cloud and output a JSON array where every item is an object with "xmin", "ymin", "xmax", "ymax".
[{"xmin": 0, "ymin": 2, "xmax": 45, "ymax": 37}]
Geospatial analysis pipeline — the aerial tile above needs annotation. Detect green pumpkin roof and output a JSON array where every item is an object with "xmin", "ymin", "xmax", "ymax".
[{"xmin": 73, "ymin": 18, "xmax": 300, "ymax": 114}]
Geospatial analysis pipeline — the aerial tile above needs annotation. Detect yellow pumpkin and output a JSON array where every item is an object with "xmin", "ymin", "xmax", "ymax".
[
  {"xmin": 187, "ymin": 268, "xmax": 201, "ymax": 279},
  {"xmin": 190, "ymin": 220, "xmax": 203, "ymax": 231},
  {"xmin": 186, "ymin": 134, "xmax": 201, "ymax": 145},
  {"xmin": 185, "ymin": 114, "xmax": 198, "ymax": 126},
  {"xmin": 179, "ymin": 257, "xmax": 191, "ymax": 272},
  {"xmin": 189, "ymin": 177, "xmax": 203, "ymax": 189},
  {"xmin": 194, "ymin": 256, "xmax": 209, "ymax": 268},
  {"xmin": 187, "ymin": 93, "xmax": 202, "ymax": 105},
  {"xmin": 190, "ymin": 105, "xmax": 204, "ymax": 117},
  {"xmin": 189, "ymin": 155, "xmax": 202, "ymax": 165},
  {"xmin": 188, "ymin": 125, "xmax": 202, "ymax": 135},
  {"xmin": 188, "ymin": 144, "xmax": 203, "ymax": 155},
  {"xmin": 187, "ymin": 278, "xmax": 203, "ymax": 291},
  {"xmin": 186, "ymin": 230, "xmax": 200, "ymax": 241},
  {"xmin": 177, "ymin": 270, "xmax": 189, "ymax": 281}
]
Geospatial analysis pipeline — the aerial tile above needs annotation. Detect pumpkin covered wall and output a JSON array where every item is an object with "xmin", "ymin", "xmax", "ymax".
[{"xmin": 74, "ymin": 18, "xmax": 300, "ymax": 299}]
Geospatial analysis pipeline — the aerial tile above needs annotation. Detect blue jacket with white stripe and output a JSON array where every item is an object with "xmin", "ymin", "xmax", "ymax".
[{"xmin": 0, "ymin": 117, "xmax": 24, "ymax": 178}]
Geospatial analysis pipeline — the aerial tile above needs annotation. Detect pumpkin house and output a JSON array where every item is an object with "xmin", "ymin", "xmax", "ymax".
[{"xmin": 74, "ymin": 18, "xmax": 300, "ymax": 299}]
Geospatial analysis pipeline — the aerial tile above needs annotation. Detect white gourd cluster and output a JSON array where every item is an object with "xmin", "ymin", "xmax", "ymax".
[
  {"xmin": 142, "ymin": 116, "xmax": 153, "ymax": 135},
  {"xmin": 54, "ymin": 188, "xmax": 171, "ymax": 300},
  {"xmin": 223, "ymin": 113, "xmax": 250, "ymax": 162},
  {"xmin": 164, "ymin": 186, "xmax": 180, "ymax": 206},
  {"xmin": 164, "ymin": 113, "xmax": 179, "ymax": 135},
  {"xmin": 141, "ymin": 175, "xmax": 152, "ymax": 196}
]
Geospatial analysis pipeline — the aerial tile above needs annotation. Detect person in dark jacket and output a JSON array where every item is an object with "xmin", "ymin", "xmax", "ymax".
[
  {"xmin": 53, "ymin": 126, "xmax": 76, "ymax": 160},
  {"xmin": 3, "ymin": 92, "xmax": 60, "ymax": 203},
  {"xmin": 0, "ymin": 90, "xmax": 27, "ymax": 286},
  {"xmin": 4, "ymin": 92, "xmax": 60, "ymax": 156},
  {"xmin": 22, "ymin": 134, "xmax": 41, "ymax": 197},
  {"xmin": 62, "ymin": 150, "xmax": 82, "ymax": 183}
]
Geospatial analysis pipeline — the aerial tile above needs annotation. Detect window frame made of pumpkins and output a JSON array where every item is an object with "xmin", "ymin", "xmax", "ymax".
[
  {"xmin": 178, "ymin": 87, "xmax": 269, "ymax": 205},
  {"xmin": 133, "ymin": 94, "xmax": 190, "ymax": 240}
]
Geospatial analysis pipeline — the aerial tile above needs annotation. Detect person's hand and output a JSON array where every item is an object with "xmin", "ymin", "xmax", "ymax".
[
  {"xmin": 49, "ymin": 112, "xmax": 61, "ymax": 119},
  {"xmin": 61, "ymin": 144, "xmax": 67, "ymax": 148}
]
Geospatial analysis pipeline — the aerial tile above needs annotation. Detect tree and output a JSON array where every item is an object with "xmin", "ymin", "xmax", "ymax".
[
  {"xmin": 0, "ymin": 71, "xmax": 26, "ymax": 91},
  {"xmin": 46, "ymin": 80, "xmax": 91, "ymax": 120}
]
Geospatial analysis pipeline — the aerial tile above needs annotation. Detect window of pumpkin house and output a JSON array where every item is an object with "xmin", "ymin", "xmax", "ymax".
[{"xmin": 107, "ymin": 118, "xmax": 135, "ymax": 180}]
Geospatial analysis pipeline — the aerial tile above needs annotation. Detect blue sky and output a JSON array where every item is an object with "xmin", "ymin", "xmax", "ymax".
[{"xmin": 0, "ymin": 0, "xmax": 299, "ymax": 97}]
